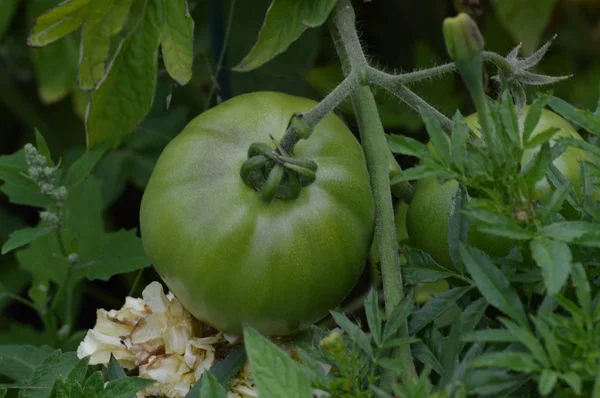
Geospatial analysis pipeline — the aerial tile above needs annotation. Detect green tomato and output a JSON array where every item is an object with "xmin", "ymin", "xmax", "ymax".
[
  {"xmin": 406, "ymin": 108, "xmax": 589, "ymax": 269},
  {"xmin": 140, "ymin": 92, "xmax": 375, "ymax": 336}
]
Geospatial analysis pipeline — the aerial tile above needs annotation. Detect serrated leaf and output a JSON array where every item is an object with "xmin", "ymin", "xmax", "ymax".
[
  {"xmin": 402, "ymin": 248, "xmax": 457, "ymax": 284},
  {"xmin": 530, "ymin": 239, "xmax": 572, "ymax": 295},
  {"xmin": 571, "ymin": 262, "xmax": 591, "ymax": 311},
  {"xmin": 539, "ymin": 221, "xmax": 599, "ymax": 244},
  {"xmin": 329, "ymin": 311, "xmax": 373, "ymax": 358},
  {"xmin": 408, "ymin": 286, "xmax": 471, "ymax": 335},
  {"xmin": 198, "ymin": 372, "xmax": 227, "ymax": 398},
  {"xmin": 559, "ymin": 372, "xmax": 582, "ymax": 395},
  {"xmin": 537, "ymin": 179, "xmax": 572, "ymax": 224},
  {"xmin": 243, "ymin": 327, "xmax": 312, "ymax": 398},
  {"xmin": 82, "ymin": 371, "xmax": 104, "ymax": 395},
  {"xmin": 532, "ymin": 317, "xmax": 561, "ymax": 369},
  {"xmin": 21, "ymin": 350, "xmax": 78, "ymax": 398},
  {"xmin": 549, "ymin": 96, "xmax": 600, "ymax": 138},
  {"xmin": 27, "ymin": 0, "xmax": 90, "ymax": 47},
  {"xmin": 66, "ymin": 356, "xmax": 89, "ymax": 385},
  {"xmin": 363, "ymin": 289, "xmax": 382, "ymax": 346},
  {"xmin": 86, "ymin": 0, "xmax": 161, "ymax": 148},
  {"xmin": 499, "ymin": 91, "xmax": 520, "ymax": 147},
  {"xmin": 499, "ymin": 318, "xmax": 548, "ymax": 365},
  {"xmin": 459, "ymin": 298, "xmax": 488, "ymax": 334},
  {"xmin": 460, "ymin": 245, "xmax": 529, "ymax": 326},
  {"xmin": 525, "ymin": 127, "xmax": 559, "ymax": 149},
  {"xmin": 0, "ymin": 345, "xmax": 54, "ymax": 382},
  {"xmin": 451, "ymin": 111, "xmax": 468, "ymax": 172},
  {"xmin": 386, "ymin": 134, "xmax": 432, "ymax": 158},
  {"xmin": 448, "ymin": 184, "xmax": 468, "ymax": 272},
  {"xmin": 159, "ymin": 0, "xmax": 194, "ymax": 85},
  {"xmin": 390, "ymin": 165, "xmax": 446, "ymax": 184},
  {"xmin": 1, "ymin": 226, "xmax": 55, "ymax": 255},
  {"xmin": 234, "ymin": 0, "xmax": 336, "ymax": 72}
]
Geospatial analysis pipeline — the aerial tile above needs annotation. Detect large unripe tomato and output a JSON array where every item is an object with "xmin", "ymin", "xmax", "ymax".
[
  {"xmin": 140, "ymin": 92, "xmax": 375, "ymax": 336},
  {"xmin": 406, "ymin": 108, "xmax": 589, "ymax": 269}
]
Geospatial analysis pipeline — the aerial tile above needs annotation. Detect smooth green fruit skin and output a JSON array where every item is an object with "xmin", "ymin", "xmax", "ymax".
[
  {"xmin": 140, "ymin": 92, "xmax": 375, "ymax": 336},
  {"xmin": 407, "ymin": 108, "xmax": 589, "ymax": 269}
]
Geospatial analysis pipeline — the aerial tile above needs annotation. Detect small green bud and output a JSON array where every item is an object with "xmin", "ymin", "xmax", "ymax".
[
  {"xmin": 28, "ymin": 166, "xmax": 41, "ymax": 179},
  {"xmin": 40, "ymin": 210, "xmax": 61, "ymax": 226},
  {"xmin": 39, "ymin": 182, "xmax": 54, "ymax": 194},
  {"xmin": 52, "ymin": 186, "xmax": 68, "ymax": 202},
  {"xmin": 443, "ymin": 13, "xmax": 484, "ymax": 62},
  {"xmin": 67, "ymin": 253, "xmax": 79, "ymax": 267},
  {"xmin": 320, "ymin": 330, "xmax": 344, "ymax": 354},
  {"xmin": 42, "ymin": 166, "xmax": 55, "ymax": 179},
  {"xmin": 34, "ymin": 154, "xmax": 47, "ymax": 167}
]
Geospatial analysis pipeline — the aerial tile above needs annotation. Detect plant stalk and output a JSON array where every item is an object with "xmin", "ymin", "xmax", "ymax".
[{"xmin": 329, "ymin": 0, "xmax": 416, "ymax": 381}]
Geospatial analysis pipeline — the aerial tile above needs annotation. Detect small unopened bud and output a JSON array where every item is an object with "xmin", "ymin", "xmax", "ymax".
[
  {"xmin": 39, "ymin": 183, "xmax": 54, "ymax": 194},
  {"xmin": 443, "ymin": 13, "xmax": 484, "ymax": 62},
  {"xmin": 42, "ymin": 166, "xmax": 55, "ymax": 179},
  {"xmin": 67, "ymin": 253, "xmax": 79, "ymax": 267},
  {"xmin": 40, "ymin": 210, "xmax": 61, "ymax": 226},
  {"xmin": 52, "ymin": 186, "xmax": 68, "ymax": 202},
  {"xmin": 28, "ymin": 166, "xmax": 41, "ymax": 179},
  {"xmin": 320, "ymin": 330, "xmax": 344, "ymax": 354}
]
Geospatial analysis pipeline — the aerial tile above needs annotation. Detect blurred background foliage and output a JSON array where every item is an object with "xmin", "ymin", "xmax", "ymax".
[{"xmin": 1, "ymin": 0, "xmax": 599, "ymax": 345}]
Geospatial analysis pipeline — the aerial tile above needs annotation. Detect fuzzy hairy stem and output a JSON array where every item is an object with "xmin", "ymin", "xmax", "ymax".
[
  {"xmin": 330, "ymin": 0, "xmax": 417, "ymax": 381},
  {"xmin": 368, "ymin": 67, "xmax": 454, "ymax": 133},
  {"xmin": 372, "ymin": 63, "xmax": 456, "ymax": 86}
]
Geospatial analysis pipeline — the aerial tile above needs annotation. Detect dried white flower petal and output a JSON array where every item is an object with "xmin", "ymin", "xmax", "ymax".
[
  {"xmin": 143, "ymin": 281, "xmax": 170, "ymax": 313},
  {"xmin": 77, "ymin": 329, "xmax": 136, "ymax": 368}
]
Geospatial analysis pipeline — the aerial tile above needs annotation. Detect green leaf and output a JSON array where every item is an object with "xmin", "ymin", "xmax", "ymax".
[
  {"xmin": 386, "ymin": 134, "xmax": 432, "ymax": 159},
  {"xmin": 571, "ymin": 262, "xmax": 591, "ymax": 311},
  {"xmin": 549, "ymin": 96, "xmax": 600, "ymax": 138},
  {"xmin": 0, "ymin": 388, "xmax": 5, "ymax": 398},
  {"xmin": 422, "ymin": 107, "xmax": 450, "ymax": 166},
  {"xmin": 408, "ymin": 286, "xmax": 471, "ymax": 335},
  {"xmin": 558, "ymin": 372, "xmax": 582, "ymax": 395},
  {"xmin": 522, "ymin": 142, "xmax": 553, "ymax": 192},
  {"xmin": 97, "ymin": 377, "xmax": 155, "ymax": 398},
  {"xmin": 491, "ymin": 0, "xmax": 559, "ymax": 54},
  {"xmin": 243, "ymin": 327, "xmax": 312, "ymax": 398},
  {"xmin": 448, "ymin": 184, "xmax": 469, "ymax": 272},
  {"xmin": 538, "ymin": 369, "xmax": 558, "ymax": 396},
  {"xmin": 198, "ymin": 372, "xmax": 227, "ymax": 398},
  {"xmin": 86, "ymin": 0, "xmax": 161, "ymax": 148},
  {"xmin": 210, "ymin": 346, "xmax": 247, "ymax": 387},
  {"xmin": 63, "ymin": 141, "xmax": 111, "ymax": 188},
  {"xmin": 402, "ymin": 248, "xmax": 457, "ymax": 284},
  {"xmin": 234, "ymin": 0, "xmax": 336, "ymax": 72},
  {"xmin": 539, "ymin": 221, "xmax": 600, "ymax": 246},
  {"xmin": 1, "ymin": 226, "xmax": 55, "ymax": 255},
  {"xmin": 532, "ymin": 317, "xmax": 561, "ymax": 369},
  {"xmin": 363, "ymin": 289, "xmax": 382, "ymax": 346},
  {"xmin": 469, "ymin": 351, "xmax": 540, "ymax": 373},
  {"xmin": 530, "ymin": 238, "xmax": 572, "ymax": 295},
  {"xmin": 329, "ymin": 311, "xmax": 373, "ymax": 358},
  {"xmin": 451, "ymin": 111, "xmax": 468, "ymax": 172},
  {"xmin": 499, "ymin": 318, "xmax": 548, "ymax": 365},
  {"xmin": 461, "ymin": 329, "xmax": 519, "ymax": 343},
  {"xmin": 460, "ymin": 245, "xmax": 529, "ymax": 327},
  {"xmin": 82, "ymin": 371, "xmax": 104, "ymax": 396},
  {"xmin": 0, "ymin": 345, "xmax": 54, "ymax": 382},
  {"xmin": 459, "ymin": 298, "xmax": 488, "ymax": 334},
  {"xmin": 21, "ymin": 350, "xmax": 78, "ymax": 398},
  {"xmin": 78, "ymin": 0, "xmax": 134, "ymax": 91},
  {"xmin": 0, "ymin": 151, "xmax": 47, "ymax": 208},
  {"xmin": 158, "ymin": 0, "xmax": 194, "ymax": 85},
  {"xmin": 0, "ymin": 0, "xmax": 18, "ymax": 40},
  {"xmin": 66, "ymin": 356, "xmax": 90, "ymax": 385},
  {"xmin": 525, "ymin": 127, "xmax": 559, "ymax": 149},
  {"xmin": 499, "ymin": 91, "xmax": 520, "ymax": 148},
  {"xmin": 34, "ymin": 129, "xmax": 53, "ymax": 166},
  {"xmin": 537, "ymin": 179, "xmax": 572, "ymax": 224},
  {"xmin": 382, "ymin": 295, "xmax": 413, "ymax": 343},
  {"xmin": 107, "ymin": 355, "xmax": 127, "ymax": 381},
  {"xmin": 27, "ymin": 0, "xmax": 90, "ymax": 47},
  {"xmin": 522, "ymin": 96, "xmax": 549, "ymax": 144},
  {"xmin": 390, "ymin": 165, "xmax": 446, "ymax": 184},
  {"xmin": 72, "ymin": 229, "xmax": 149, "ymax": 282}
]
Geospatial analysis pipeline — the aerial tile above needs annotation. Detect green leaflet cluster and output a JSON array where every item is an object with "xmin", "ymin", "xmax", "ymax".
[{"xmin": 27, "ymin": 0, "xmax": 194, "ymax": 148}]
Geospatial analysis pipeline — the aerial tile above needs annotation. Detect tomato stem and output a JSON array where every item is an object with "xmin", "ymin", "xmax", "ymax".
[{"xmin": 329, "ymin": 0, "xmax": 417, "ymax": 382}]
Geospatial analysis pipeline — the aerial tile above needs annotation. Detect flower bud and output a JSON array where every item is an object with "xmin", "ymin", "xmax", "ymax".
[
  {"xmin": 320, "ymin": 330, "xmax": 344, "ymax": 354},
  {"xmin": 39, "ymin": 183, "xmax": 54, "ymax": 195},
  {"xmin": 443, "ymin": 13, "xmax": 484, "ymax": 62}
]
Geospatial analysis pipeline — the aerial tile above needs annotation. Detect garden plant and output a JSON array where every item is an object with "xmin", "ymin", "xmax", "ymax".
[{"xmin": 1, "ymin": 0, "xmax": 600, "ymax": 397}]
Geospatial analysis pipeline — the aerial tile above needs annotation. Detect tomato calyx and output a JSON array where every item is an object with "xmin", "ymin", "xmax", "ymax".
[{"xmin": 240, "ymin": 137, "xmax": 318, "ymax": 203}]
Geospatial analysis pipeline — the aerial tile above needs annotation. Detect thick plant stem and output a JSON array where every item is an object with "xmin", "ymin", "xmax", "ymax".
[{"xmin": 329, "ymin": 0, "xmax": 417, "ymax": 380}]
